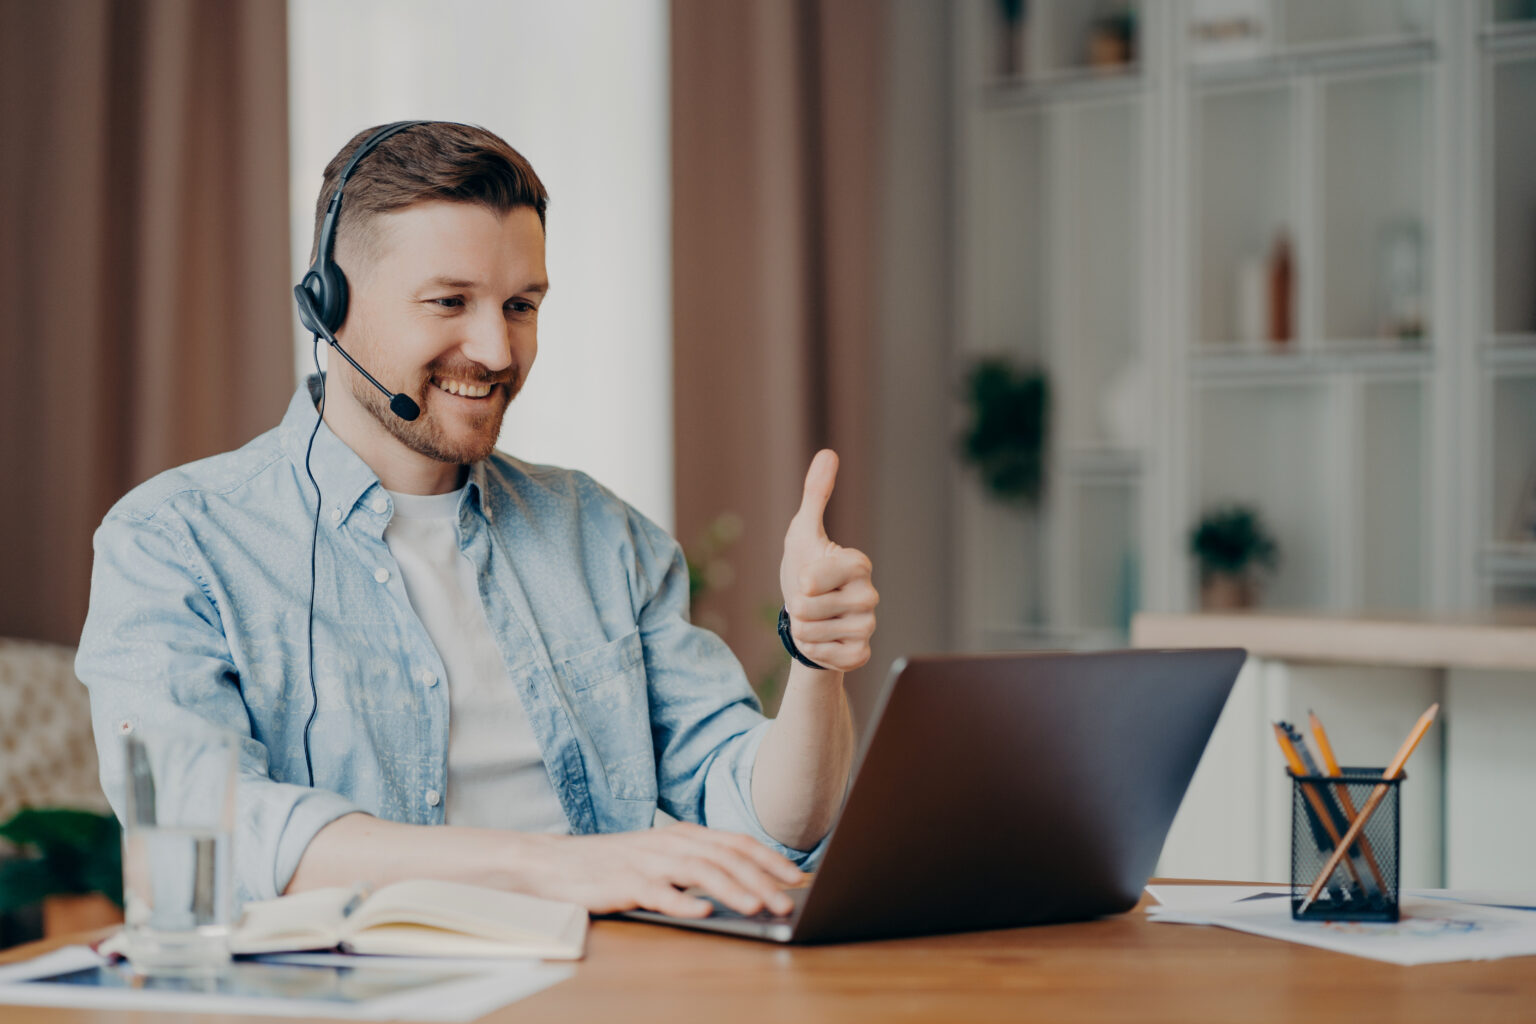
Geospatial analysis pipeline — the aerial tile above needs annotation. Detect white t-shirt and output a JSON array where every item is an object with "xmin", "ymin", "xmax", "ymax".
[{"xmin": 382, "ymin": 487, "xmax": 569, "ymax": 833}]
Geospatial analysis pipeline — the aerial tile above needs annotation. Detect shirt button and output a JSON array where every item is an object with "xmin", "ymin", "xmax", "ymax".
[
  {"xmin": 425, "ymin": 789, "xmax": 441, "ymax": 807},
  {"xmin": 419, "ymin": 669, "xmax": 438, "ymax": 688},
  {"xmin": 374, "ymin": 567, "xmax": 390, "ymax": 584},
  {"xmin": 372, "ymin": 496, "xmax": 388, "ymax": 514},
  {"xmin": 330, "ymin": 508, "xmax": 342, "ymax": 523}
]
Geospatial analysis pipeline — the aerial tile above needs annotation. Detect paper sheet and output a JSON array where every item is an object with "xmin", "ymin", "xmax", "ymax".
[
  {"xmin": 1145, "ymin": 886, "xmax": 1536, "ymax": 965},
  {"xmin": 0, "ymin": 946, "xmax": 573, "ymax": 1021}
]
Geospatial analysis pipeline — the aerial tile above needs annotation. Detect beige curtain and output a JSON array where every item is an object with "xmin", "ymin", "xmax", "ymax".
[
  {"xmin": 672, "ymin": 1, "xmax": 886, "ymax": 707},
  {"xmin": 0, "ymin": 0, "xmax": 292, "ymax": 647}
]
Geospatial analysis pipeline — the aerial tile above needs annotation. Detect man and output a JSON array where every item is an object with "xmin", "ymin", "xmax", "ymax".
[{"xmin": 77, "ymin": 122, "xmax": 878, "ymax": 920}]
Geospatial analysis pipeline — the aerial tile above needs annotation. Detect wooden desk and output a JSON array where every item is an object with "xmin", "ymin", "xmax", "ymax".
[{"xmin": 3, "ymin": 885, "xmax": 1533, "ymax": 1023}]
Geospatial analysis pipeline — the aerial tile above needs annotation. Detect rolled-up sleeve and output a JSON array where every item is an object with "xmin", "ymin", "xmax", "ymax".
[
  {"xmin": 76, "ymin": 510, "xmax": 360, "ymax": 905},
  {"xmin": 626, "ymin": 508, "xmax": 828, "ymax": 867}
]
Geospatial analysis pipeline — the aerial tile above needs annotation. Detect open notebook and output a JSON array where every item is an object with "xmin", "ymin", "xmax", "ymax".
[{"xmin": 105, "ymin": 880, "xmax": 587, "ymax": 961}]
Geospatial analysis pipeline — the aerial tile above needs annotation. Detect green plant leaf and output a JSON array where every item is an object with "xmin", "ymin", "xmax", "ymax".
[
  {"xmin": 0, "ymin": 808, "xmax": 115, "ymax": 850},
  {"xmin": 0, "ymin": 808, "xmax": 124, "ymax": 908},
  {"xmin": 0, "ymin": 857, "xmax": 70, "ymax": 913},
  {"xmin": 959, "ymin": 358, "xmax": 1049, "ymax": 505},
  {"xmin": 1189, "ymin": 504, "xmax": 1279, "ymax": 575}
]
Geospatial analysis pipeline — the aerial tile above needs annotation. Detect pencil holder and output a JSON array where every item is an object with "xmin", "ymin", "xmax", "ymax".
[{"xmin": 1289, "ymin": 767, "xmax": 1401, "ymax": 923}]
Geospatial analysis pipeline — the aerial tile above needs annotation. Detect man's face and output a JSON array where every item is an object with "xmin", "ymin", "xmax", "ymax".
[{"xmin": 336, "ymin": 200, "xmax": 548, "ymax": 466}]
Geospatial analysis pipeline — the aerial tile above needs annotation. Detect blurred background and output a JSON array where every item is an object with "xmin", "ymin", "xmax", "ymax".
[{"xmin": 2, "ymin": 0, "xmax": 1535, "ymax": 938}]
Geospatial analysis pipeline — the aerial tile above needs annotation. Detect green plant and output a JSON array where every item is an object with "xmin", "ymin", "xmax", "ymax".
[
  {"xmin": 960, "ymin": 358, "xmax": 1049, "ymax": 505},
  {"xmin": 1189, "ymin": 504, "xmax": 1279, "ymax": 579},
  {"xmin": 0, "ymin": 808, "xmax": 123, "ymax": 914}
]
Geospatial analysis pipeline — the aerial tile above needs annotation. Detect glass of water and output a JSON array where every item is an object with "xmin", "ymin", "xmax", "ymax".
[{"xmin": 120, "ymin": 728, "xmax": 237, "ymax": 973}]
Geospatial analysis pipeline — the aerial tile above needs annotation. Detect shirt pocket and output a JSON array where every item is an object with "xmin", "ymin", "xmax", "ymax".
[{"xmin": 554, "ymin": 630, "xmax": 657, "ymax": 803}]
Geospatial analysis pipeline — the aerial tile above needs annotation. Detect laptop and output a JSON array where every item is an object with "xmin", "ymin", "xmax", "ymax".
[{"xmin": 622, "ymin": 647, "xmax": 1245, "ymax": 944}]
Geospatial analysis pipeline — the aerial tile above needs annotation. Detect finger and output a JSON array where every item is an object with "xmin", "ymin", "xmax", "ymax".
[
  {"xmin": 703, "ymin": 830, "xmax": 807, "ymax": 887},
  {"xmin": 787, "ymin": 582, "xmax": 879, "ymax": 623},
  {"xmin": 793, "ymin": 612, "xmax": 875, "ymax": 645},
  {"xmin": 789, "ymin": 449, "xmax": 838, "ymax": 542},
  {"xmin": 676, "ymin": 857, "xmax": 774, "ymax": 916},
  {"xmin": 798, "ymin": 548, "xmax": 873, "ymax": 597},
  {"xmin": 799, "ymin": 639, "xmax": 871, "ymax": 672},
  {"xmin": 692, "ymin": 846, "xmax": 799, "ymax": 915},
  {"xmin": 641, "ymin": 884, "xmax": 713, "ymax": 918}
]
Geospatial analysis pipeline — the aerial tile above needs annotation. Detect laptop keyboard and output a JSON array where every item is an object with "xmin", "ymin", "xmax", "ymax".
[{"xmin": 700, "ymin": 886, "xmax": 807, "ymax": 922}]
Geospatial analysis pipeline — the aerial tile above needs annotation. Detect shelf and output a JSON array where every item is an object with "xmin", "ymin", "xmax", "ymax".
[
  {"xmin": 1480, "ymin": 20, "xmax": 1536, "ymax": 54},
  {"xmin": 1483, "ymin": 339, "xmax": 1536, "ymax": 371},
  {"xmin": 1480, "ymin": 544, "xmax": 1536, "ymax": 580},
  {"xmin": 1060, "ymin": 448, "xmax": 1142, "ymax": 478},
  {"xmin": 1132, "ymin": 609, "xmax": 1536, "ymax": 671},
  {"xmin": 1192, "ymin": 38, "xmax": 1435, "ymax": 87},
  {"xmin": 982, "ymin": 67, "xmax": 1144, "ymax": 108},
  {"xmin": 1189, "ymin": 345, "xmax": 1433, "ymax": 379},
  {"xmin": 1320, "ymin": 69, "xmax": 1431, "ymax": 343},
  {"xmin": 986, "ymin": 0, "xmax": 1142, "ymax": 89},
  {"xmin": 953, "ymin": 0, "xmax": 1536, "ymax": 639}
]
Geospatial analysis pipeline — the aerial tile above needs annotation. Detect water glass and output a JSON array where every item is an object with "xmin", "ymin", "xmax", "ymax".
[{"xmin": 120, "ymin": 728, "xmax": 237, "ymax": 973}]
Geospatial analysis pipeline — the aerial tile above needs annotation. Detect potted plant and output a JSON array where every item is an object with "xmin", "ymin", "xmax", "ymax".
[
  {"xmin": 959, "ymin": 357, "xmax": 1049, "ymax": 506},
  {"xmin": 0, "ymin": 807, "xmax": 124, "ymax": 944},
  {"xmin": 1188, "ymin": 504, "xmax": 1279, "ymax": 610}
]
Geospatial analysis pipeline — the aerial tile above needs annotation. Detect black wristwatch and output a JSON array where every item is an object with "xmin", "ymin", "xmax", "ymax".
[{"xmin": 778, "ymin": 605, "xmax": 827, "ymax": 671}]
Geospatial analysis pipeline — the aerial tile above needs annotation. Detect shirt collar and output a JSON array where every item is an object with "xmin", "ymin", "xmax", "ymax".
[
  {"xmin": 278, "ymin": 377, "xmax": 389, "ymax": 529},
  {"xmin": 465, "ymin": 460, "xmax": 493, "ymax": 523},
  {"xmin": 279, "ymin": 376, "xmax": 495, "ymax": 528}
]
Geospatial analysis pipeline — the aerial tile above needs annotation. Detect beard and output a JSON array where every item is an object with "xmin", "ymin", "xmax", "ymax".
[{"xmin": 348, "ymin": 357, "xmax": 518, "ymax": 466}]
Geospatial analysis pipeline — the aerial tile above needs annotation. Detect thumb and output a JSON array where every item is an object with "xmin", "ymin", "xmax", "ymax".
[{"xmin": 791, "ymin": 449, "xmax": 838, "ymax": 542}]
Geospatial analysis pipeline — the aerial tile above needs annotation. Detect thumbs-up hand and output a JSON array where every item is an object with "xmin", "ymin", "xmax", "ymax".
[{"xmin": 779, "ymin": 450, "xmax": 878, "ymax": 674}]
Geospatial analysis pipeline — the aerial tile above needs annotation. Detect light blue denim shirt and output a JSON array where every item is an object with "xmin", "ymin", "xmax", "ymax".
[{"xmin": 78, "ymin": 381, "xmax": 815, "ymax": 906}]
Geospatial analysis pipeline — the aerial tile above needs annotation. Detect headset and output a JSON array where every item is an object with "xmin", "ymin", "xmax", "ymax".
[
  {"xmin": 295, "ymin": 119, "xmax": 429, "ymax": 423},
  {"xmin": 293, "ymin": 121, "xmax": 433, "ymax": 786}
]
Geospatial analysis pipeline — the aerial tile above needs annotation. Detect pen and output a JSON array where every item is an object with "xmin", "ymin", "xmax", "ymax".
[
  {"xmin": 1298, "ymin": 703, "xmax": 1440, "ymax": 914},
  {"xmin": 341, "ymin": 882, "xmax": 374, "ymax": 919},
  {"xmin": 1283, "ymin": 722, "xmax": 1378, "ymax": 899},
  {"xmin": 1307, "ymin": 709, "xmax": 1388, "ymax": 897},
  {"xmin": 1271, "ymin": 723, "xmax": 1358, "ymax": 900}
]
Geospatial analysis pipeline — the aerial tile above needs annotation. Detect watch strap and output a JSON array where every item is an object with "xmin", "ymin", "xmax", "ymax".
[{"xmin": 777, "ymin": 605, "xmax": 827, "ymax": 671}]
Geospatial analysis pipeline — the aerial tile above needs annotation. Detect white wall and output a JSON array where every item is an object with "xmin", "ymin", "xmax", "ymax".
[{"xmin": 287, "ymin": 0, "xmax": 674, "ymax": 528}]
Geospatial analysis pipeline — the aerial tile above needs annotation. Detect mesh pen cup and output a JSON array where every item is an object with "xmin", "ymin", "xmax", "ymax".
[{"xmin": 1289, "ymin": 767, "xmax": 1401, "ymax": 923}]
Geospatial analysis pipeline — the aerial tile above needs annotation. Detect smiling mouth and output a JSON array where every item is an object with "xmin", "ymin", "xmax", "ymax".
[{"xmin": 432, "ymin": 377, "xmax": 496, "ymax": 399}]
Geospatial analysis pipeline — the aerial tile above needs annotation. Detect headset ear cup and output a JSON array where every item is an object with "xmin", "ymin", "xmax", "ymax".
[
  {"xmin": 298, "ymin": 262, "xmax": 349, "ymax": 335},
  {"xmin": 319, "ymin": 261, "xmax": 349, "ymax": 332},
  {"xmin": 296, "ymin": 270, "xmax": 325, "ymax": 335}
]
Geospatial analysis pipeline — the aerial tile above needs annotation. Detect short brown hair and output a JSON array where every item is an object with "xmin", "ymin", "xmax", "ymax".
[{"xmin": 309, "ymin": 121, "xmax": 549, "ymax": 269}]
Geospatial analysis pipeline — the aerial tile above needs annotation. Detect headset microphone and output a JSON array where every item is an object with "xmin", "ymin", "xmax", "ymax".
[{"xmin": 292, "ymin": 285, "xmax": 421, "ymax": 421}]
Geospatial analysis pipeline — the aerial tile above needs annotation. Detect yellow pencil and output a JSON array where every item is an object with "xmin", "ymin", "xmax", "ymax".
[
  {"xmin": 1272, "ymin": 723, "xmax": 1364, "ymax": 895},
  {"xmin": 1298, "ymin": 703, "xmax": 1440, "ymax": 914},
  {"xmin": 1307, "ymin": 710, "xmax": 1387, "ymax": 896}
]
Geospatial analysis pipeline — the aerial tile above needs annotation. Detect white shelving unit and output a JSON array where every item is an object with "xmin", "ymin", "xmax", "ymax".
[
  {"xmin": 952, "ymin": 0, "xmax": 1536, "ymax": 647},
  {"xmin": 1478, "ymin": 23, "xmax": 1536, "ymax": 607}
]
